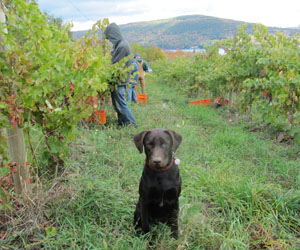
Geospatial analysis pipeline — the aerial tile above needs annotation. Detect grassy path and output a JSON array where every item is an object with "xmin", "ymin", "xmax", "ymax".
[{"xmin": 42, "ymin": 79, "xmax": 299, "ymax": 249}]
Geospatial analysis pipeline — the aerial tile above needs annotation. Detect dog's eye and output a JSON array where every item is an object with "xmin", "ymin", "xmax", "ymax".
[
  {"xmin": 161, "ymin": 141, "xmax": 169, "ymax": 147},
  {"xmin": 146, "ymin": 142, "xmax": 154, "ymax": 148},
  {"xmin": 159, "ymin": 139, "xmax": 167, "ymax": 146}
]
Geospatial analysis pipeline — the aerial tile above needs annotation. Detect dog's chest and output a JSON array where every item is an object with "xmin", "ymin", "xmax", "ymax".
[{"xmin": 146, "ymin": 175, "xmax": 179, "ymax": 205}]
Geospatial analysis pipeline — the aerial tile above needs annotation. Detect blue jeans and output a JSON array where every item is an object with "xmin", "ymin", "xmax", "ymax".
[
  {"xmin": 111, "ymin": 85, "xmax": 137, "ymax": 126},
  {"xmin": 127, "ymin": 86, "xmax": 138, "ymax": 103}
]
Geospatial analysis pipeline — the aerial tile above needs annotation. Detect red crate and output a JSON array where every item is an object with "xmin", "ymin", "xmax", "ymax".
[{"xmin": 188, "ymin": 99, "xmax": 211, "ymax": 106}]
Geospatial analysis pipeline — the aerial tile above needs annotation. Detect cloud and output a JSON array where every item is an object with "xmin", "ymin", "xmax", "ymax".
[
  {"xmin": 38, "ymin": 0, "xmax": 300, "ymax": 31},
  {"xmin": 39, "ymin": 0, "xmax": 141, "ymax": 21},
  {"xmin": 207, "ymin": 0, "xmax": 300, "ymax": 28},
  {"xmin": 70, "ymin": 21, "xmax": 96, "ymax": 31}
]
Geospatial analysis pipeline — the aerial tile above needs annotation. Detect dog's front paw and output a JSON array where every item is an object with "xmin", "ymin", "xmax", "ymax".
[
  {"xmin": 142, "ymin": 224, "xmax": 150, "ymax": 234},
  {"xmin": 171, "ymin": 229, "xmax": 178, "ymax": 239}
]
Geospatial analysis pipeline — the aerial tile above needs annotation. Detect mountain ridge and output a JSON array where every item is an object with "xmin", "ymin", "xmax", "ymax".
[{"xmin": 72, "ymin": 14, "xmax": 299, "ymax": 49}]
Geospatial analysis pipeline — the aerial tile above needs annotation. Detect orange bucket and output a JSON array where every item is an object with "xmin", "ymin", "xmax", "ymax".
[
  {"xmin": 88, "ymin": 110, "xmax": 106, "ymax": 124},
  {"xmin": 136, "ymin": 94, "xmax": 147, "ymax": 104},
  {"xmin": 188, "ymin": 99, "xmax": 211, "ymax": 106},
  {"xmin": 95, "ymin": 110, "xmax": 106, "ymax": 124}
]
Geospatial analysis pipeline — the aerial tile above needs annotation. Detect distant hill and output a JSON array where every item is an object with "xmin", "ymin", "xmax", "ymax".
[{"xmin": 72, "ymin": 15, "xmax": 299, "ymax": 50}]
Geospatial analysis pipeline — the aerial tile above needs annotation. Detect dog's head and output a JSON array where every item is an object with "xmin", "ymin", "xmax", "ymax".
[{"xmin": 134, "ymin": 128, "xmax": 182, "ymax": 169}]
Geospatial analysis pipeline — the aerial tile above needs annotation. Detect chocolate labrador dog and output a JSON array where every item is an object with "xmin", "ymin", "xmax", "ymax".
[{"xmin": 133, "ymin": 128, "xmax": 182, "ymax": 238}]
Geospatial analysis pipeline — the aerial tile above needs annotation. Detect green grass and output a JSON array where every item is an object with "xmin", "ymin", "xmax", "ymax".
[{"xmin": 2, "ymin": 78, "xmax": 300, "ymax": 249}]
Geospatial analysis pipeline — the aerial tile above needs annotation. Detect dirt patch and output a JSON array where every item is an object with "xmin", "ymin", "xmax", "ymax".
[{"xmin": 248, "ymin": 222, "xmax": 291, "ymax": 250}]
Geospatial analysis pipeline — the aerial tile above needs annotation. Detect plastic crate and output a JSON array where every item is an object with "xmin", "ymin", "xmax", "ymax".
[{"xmin": 188, "ymin": 99, "xmax": 211, "ymax": 106}]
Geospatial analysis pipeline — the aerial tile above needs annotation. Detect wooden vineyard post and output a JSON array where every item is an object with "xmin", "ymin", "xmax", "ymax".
[
  {"xmin": 228, "ymin": 89, "xmax": 234, "ymax": 110},
  {"xmin": 6, "ymin": 127, "xmax": 32, "ymax": 195}
]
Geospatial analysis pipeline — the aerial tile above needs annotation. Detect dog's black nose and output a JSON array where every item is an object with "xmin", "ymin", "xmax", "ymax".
[{"xmin": 153, "ymin": 159, "xmax": 161, "ymax": 165}]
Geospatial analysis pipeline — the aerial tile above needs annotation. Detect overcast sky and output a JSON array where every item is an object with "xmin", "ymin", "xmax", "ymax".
[{"xmin": 38, "ymin": 0, "xmax": 300, "ymax": 31}]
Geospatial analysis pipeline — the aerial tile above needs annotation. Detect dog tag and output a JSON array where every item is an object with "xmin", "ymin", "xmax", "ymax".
[{"xmin": 175, "ymin": 158, "xmax": 180, "ymax": 165}]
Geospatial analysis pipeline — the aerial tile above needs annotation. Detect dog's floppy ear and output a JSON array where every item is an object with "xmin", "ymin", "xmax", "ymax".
[
  {"xmin": 165, "ymin": 130, "xmax": 182, "ymax": 152},
  {"xmin": 133, "ymin": 130, "xmax": 149, "ymax": 153}
]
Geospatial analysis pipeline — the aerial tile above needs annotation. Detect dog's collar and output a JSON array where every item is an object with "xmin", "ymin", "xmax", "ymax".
[{"xmin": 146, "ymin": 158, "xmax": 174, "ymax": 172}]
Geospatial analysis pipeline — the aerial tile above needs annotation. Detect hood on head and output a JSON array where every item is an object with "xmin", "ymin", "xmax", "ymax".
[
  {"xmin": 134, "ymin": 53, "xmax": 140, "ymax": 58},
  {"xmin": 104, "ymin": 23, "xmax": 123, "ymax": 46}
]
